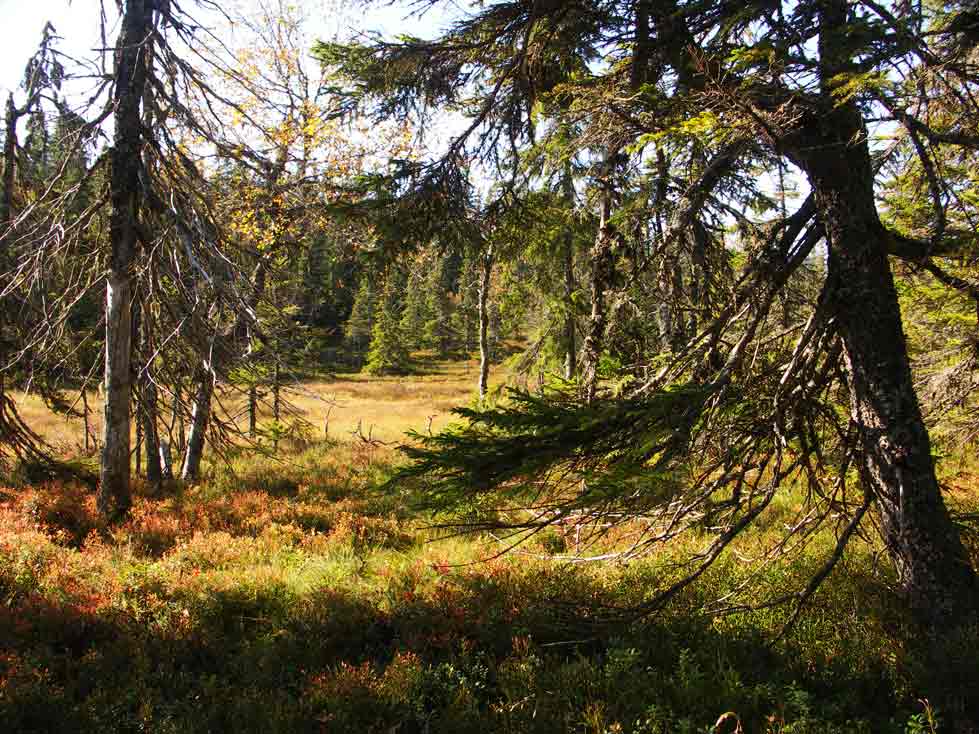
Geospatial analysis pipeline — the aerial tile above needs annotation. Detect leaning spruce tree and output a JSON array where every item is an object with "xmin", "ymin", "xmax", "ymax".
[{"xmin": 319, "ymin": 0, "xmax": 978, "ymax": 631}]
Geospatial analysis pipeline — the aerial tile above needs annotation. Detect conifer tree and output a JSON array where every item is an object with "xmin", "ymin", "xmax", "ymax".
[
  {"xmin": 365, "ymin": 271, "xmax": 410, "ymax": 375},
  {"xmin": 345, "ymin": 276, "xmax": 376, "ymax": 366},
  {"xmin": 400, "ymin": 257, "xmax": 433, "ymax": 352},
  {"xmin": 423, "ymin": 253, "xmax": 458, "ymax": 358}
]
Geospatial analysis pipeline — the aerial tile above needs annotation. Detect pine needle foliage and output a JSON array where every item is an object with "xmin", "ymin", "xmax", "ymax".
[{"xmin": 397, "ymin": 383, "xmax": 715, "ymax": 530}]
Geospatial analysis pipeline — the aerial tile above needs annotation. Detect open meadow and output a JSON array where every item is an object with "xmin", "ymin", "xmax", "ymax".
[
  {"xmin": 9, "ymin": 358, "xmax": 490, "ymax": 453},
  {"xmin": 2, "ymin": 359, "xmax": 978, "ymax": 733}
]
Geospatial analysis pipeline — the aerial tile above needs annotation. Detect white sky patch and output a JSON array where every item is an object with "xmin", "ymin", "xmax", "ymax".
[
  {"xmin": 0, "ymin": 0, "xmax": 466, "ymax": 161},
  {"xmin": 0, "ymin": 0, "xmax": 457, "ymax": 99},
  {"xmin": 0, "ymin": 0, "xmax": 105, "ymax": 98}
]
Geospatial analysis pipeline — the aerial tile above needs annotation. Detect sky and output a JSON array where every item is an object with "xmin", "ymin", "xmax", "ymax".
[
  {"xmin": 0, "ymin": 0, "xmax": 103, "ymax": 98},
  {"xmin": 0, "ymin": 0, "xmax": 459, "ymax": 101}
]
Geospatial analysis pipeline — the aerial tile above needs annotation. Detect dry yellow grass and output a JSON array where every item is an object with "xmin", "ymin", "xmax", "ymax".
[
  {"xmin": 9, "ymin": 390, "xmax": 98, "ymax": 452},
  {"xmin": 8, "ymin": 356, "xmax": 499, "ymax": 453},
  {"xmin": 286, "ymin": 360, "xmax": 485, "ymax": 443}
]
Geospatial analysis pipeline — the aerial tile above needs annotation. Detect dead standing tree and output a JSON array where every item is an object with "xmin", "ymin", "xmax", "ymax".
[
  {"xmin": 0, "ymin": 23, "xmax": 94, "ymax": 475},
  {"xmin": 0, "ymin": 0, "xmax": 292, "ymax": 510},
  {"xmin": 99, "ymin": 0, "xmax": 150, "ymax": 517}
]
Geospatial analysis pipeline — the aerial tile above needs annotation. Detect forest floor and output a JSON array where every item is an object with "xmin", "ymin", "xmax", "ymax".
[{"xmin": 2, "ymin": 357, "xmax": 978, "ymax": 732}]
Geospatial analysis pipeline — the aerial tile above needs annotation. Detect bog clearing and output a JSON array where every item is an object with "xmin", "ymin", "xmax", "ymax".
[{"xmin": 1, "ymin": 357, "xmax": 976, "ymax": 733}]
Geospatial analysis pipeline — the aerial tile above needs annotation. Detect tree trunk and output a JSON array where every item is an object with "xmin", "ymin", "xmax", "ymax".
[
  {"xmin": 248, "ymin": 385, "xmax": 257, "ymax": 438},
  {"xmin": 141, "ymin": 378, "xmax": 163, "ymax": 491},
  {"xmin": 82, "ymin": 389, "xmax": 92, "ymax": 453},
  {"xmin": 477, "ymin": 244, "xmax": 493, "ymax": 402},
  {"xmin": 182, "ymin": 252, "xmax": 270, "ymax": 475},
  {"xmin": 812, "ymin": 160, "xmax": 975, "ymax": 625},
  {"xmin": 580, "ymin": 184, "xmax": 617, "ymax": 403},
  {"xmin": 169, "ymin": 385, "xmax": 185, "ymax": 460},
  {"xmin": 784, "ymin": 0, "xmax": 977, "ymax": 627},
  {"xmin": 181, "ymin": 365, "xmax": 212, "ymax": 482},
  {"xmin": 561, "ymin": 163, "xmax": 577, "ymax": 381},
  {"xmin": 101, "ymin": 268, "xmax": 135, "ymax": 515},
  {"xmin": 563, "ymin": 236, "xmax": 576, "ymax": 381},
  {"xmin": 99, "ymin": 0, "xmax": 148, "ymax": 518},
  {"xmin": 133, "ymin": 291, "xmax": 163, "ymax": 491},
  {"xmin": 1, "ymin": 95, "xmax": 18, "ymax": 417},
  {"xmin": 159, "ymin": 440, "xmax": 173, "ymax": 480},
  {"xmin": 272, "ymin": 361, "xmax": 281, "ymax": 453}
]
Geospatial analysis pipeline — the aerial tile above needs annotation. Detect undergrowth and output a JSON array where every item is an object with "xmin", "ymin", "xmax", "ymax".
[{"xmin": 0, "ymin": 437, "xmax": 976, "ymax": 733}]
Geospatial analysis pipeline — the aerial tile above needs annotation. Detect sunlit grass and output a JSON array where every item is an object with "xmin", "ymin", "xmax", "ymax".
[{"xmin": 8, "ymin": 354, "xmax": 492, "ymax": 452}]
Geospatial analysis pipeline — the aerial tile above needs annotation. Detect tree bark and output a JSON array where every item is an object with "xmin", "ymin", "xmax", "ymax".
[
  {"xmin": 782, "ymin": 0, "xmax": 977, "ymax": 627},
  {"xmin": 141, "ymin": 378, "xmax": 163, "ymax": 490},
  {"xmin": 248, "ymin": 384, "xmax": 257, "ymax": 438},
  {"xmin": 1, "ymin": 95, "xmax": 18, "ymax": 416},
  {"xmin": 99, "ymin": 0, "xmax": 148, "ymax": 519},
  {"xmin": 272, "ymin": 361, "xmax": 281, "ymax": 453},
  {"xmin": 1, "ymin": 94, "xmax": 17, "ymax": 241},
  {"xmin": 133, "ymin": 292, "xmax": 163, "ymax": 491},
  {"xmin": 580, "ymin": 183, "xmax": 618, "ymax": 403},
  {"xmin": 181, "ymin": 249, "xmax": 270, "ymax": 475},
  {"xmin": 477, "ymin": 244, "xmax": 494, "ymax": 402},
  {"xmin": 561, "ymin": 163, "xmax": 577, "ymax": 381},
  {"xmin": 181, "ymin": 365, "xmax": 212, "ymax": 482}
]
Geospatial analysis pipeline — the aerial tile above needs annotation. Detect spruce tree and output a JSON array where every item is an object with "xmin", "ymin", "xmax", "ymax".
[
  {"xmin": 321, "ymin": 0, "xmax": 979, "ymax": 639},
  {"xmin": 400, "ymin": 259, "xmax": 432, "ymax": 352},
  {"xmin": 423, "ymin": 253, "xmax": 457, "ymax": 358},
  {"xmin": 344, "ymin": 277, "xmax": 375, "ymax": 366},
  {"xmin": 365, "ymin": 271, "xmax": 410, "ymax": 375}
]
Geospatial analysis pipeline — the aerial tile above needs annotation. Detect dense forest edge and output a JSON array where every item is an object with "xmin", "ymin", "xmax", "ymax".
[{"xmin": 2, "ymin": 0, "xmax": 979, "ymax": 731}]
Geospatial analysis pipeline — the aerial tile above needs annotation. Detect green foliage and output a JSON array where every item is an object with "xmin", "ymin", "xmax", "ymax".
[
  {"xmin": 400, "ymin": 266, "xmax": 431, "ymax": 351},
  {"xmin": 344, "ymin": 277, "xmax": 376, "ymax": 363},
  {"xmin": 423, "ymin": 258, "xmax": 460, "ymax": 359},
  {"xmin": 364, "ymin": 274, "xmax": 411, "ymax": 375},
  {"xmin": 397, "ymin": 384, "xmax": 712, "ymax": 517},
  {"xmin": 398, "ymin": 247, "xmax": 463, "ymax": 358}
]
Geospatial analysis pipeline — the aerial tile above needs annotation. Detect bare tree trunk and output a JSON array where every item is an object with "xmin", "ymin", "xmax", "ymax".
[
  {"xmin": 169, "ymin": 386, "xmax": 185, "ymax": 461},
  {"xmin": 141, "ymin": 378, "xmax": 163, "ymax": 491},
  {"xmin": 1, "ymin": 95, "xmax": 16, "ymax": 240},
  {"xmin": 182, "ymin": 251, "xmax": 270, "ymax": 475},
  {"xmin": 99, "ymin": 0, "xmax": 148, "ymax": 518},
  {"xmin": 0, "ymin": 95, "xmax": 18, "ymax": 418},
  {"xmin": 82, "ymin": 389, "xmax": 92, "ymax": 453},
  {"xmin": 132, "ymin": 292, "xmax": 162, "ymax": 491},
  {"xmin": 580, "ymin": 184, "xmax": 618, "ymax": 403},
  {"xmin": 158, "ymin": 440, "xmax": 173, "ymax": 480},
  {"xmin": 248, "ymin": 385, "xmax": 257, "ymax": 438},
  {"xmin": 477, "ymin": 245, "xmax": 494, "ymax": 402},
  {"xmin": 561, "ymin": 163, "xmax": 577, "ymax": 381},
  {"xmin": 181, "ymin": 365, "xmax": 212, "ymax": 482},
  {"xmin": 272, "ymin": 361, "xmax": 281, "ymax": 453},
  {"xmin": 135, "ymin": 412, "xmax": 142, "ymax": 477},
  {"xmin": 101, "ymin": 270, "xmax": 135, "ymax": 514}
]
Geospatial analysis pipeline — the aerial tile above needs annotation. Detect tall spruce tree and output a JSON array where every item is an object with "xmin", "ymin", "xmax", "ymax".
[{"xmin": 345, "ymin": 276, "xmax": 376, "ymax": 365}]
